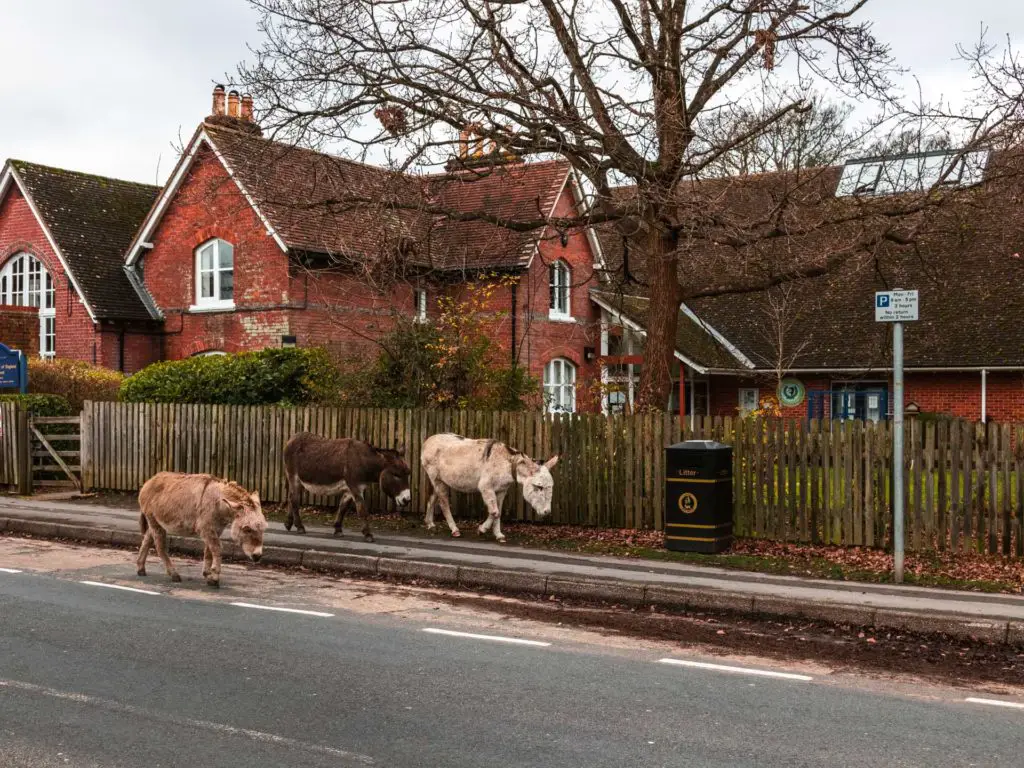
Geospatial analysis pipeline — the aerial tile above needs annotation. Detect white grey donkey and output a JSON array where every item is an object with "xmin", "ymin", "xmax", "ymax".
[{"xmin": 420, "ymin": 433, "xmax": 559, "ymax": 542}]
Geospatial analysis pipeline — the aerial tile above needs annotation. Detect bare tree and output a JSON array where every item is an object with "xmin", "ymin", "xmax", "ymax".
[{"xmin": 239, "ymin": 0, "xmax": 1024, "ymax": 409}]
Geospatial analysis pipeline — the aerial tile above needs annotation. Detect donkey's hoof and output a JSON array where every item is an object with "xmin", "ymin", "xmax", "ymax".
[
  {"xmin": 333, "ymin": 529, "xmax": 343, "ymax": 538},
  {"xmin": 170, "ymin": 573, "xmax": 183, "ymax": 583},
  {"xmin": 283, "ymin": 520, "xmax": 293, "ymax": 531},
  {"xmin": 136, "ymin": 567, "xmax": 146, "ymax": 577},
  {"xmin": 206, "ymin": 579, "xmax": 220, "ymax": 589},
  {"xmin": 495, "ymin": 537, "xmax": 507, "ymax": 544},
  {"xmin": 295, "ymin": 526, "xmax": 306, "ymax": 535},
  {"xmin": 363, "ymin": 533, "xmax": 375, "ymax": 543},
  {"xmin": 451, "ymin": 529, "xmax": 462, "ymax": 538}
]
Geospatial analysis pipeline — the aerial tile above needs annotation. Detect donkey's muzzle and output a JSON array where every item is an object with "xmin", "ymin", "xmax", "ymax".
[{"xmin": 251, "ymin": 553, "xmax": 262, "ymax": 563}]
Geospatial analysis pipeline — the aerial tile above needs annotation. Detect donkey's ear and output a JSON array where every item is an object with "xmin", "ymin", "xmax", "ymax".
[
  {"xmin": 250, "ymin": 491, "xmax": 260, "ymax": 505},
  {"xmin": 543, "ymin": 455, "xmax": 559, "ymax": 470},
  {"xmin": 395, "ymin": 442, "xmax": 406, "ymax": 455},
  {"xmin": 223, "ymin": 498, "xmax": 243, "ymax": 511}
]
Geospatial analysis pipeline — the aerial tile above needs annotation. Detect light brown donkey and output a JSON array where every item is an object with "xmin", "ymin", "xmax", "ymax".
[{"xmin": 137, "ymin": 472, "xmax": 267, "ymax": 587}]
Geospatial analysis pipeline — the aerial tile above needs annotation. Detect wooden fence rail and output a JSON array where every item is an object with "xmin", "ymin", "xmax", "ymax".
[{"xmin": 77, "ymin": 402, "xmax": 1024, "ymax": 555}]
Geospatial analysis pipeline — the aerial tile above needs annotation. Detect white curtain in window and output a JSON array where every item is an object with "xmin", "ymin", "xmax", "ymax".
[{"xmin": 544, "ymin": 358, "xmax": 576, "ymax": 413}]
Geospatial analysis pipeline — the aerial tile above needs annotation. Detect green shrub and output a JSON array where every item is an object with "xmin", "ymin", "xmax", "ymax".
[
  {"xmin": 120, "ymin": 348, "xmax": 339, "ymax": 405},
  {"xmin": 28, "ymin": 358, "xmax": 124, "ymax": 410},
  {"xmin": 0, "ymin": 393, "xmax": 74, "ymax": 416}
]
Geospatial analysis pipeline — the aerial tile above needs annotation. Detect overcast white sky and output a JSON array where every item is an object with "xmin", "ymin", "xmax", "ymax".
[{"xmin": 2, "ymin": 0, "xmax": 1021, "ymax": 185}]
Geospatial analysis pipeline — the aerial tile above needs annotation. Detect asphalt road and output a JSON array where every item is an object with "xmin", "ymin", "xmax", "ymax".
[{"xmin": 1, "ymin": 568, "xmax": 1021, "ymax": 767}]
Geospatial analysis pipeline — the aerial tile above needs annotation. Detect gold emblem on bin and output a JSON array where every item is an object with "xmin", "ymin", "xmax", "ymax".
[{"xmin": 678, "ymin": 492, "xmax": 699, "ymax": 515}]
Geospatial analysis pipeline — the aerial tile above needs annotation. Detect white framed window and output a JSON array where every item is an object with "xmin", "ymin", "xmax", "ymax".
[
  {"xmin": 192, "ymin": 239, "xmax": 234, "ymax": 310},
  {"xmin": 414, "ymin": 288, "xmax": 427, "ymax": 322},
  {"xmin": 739, "ymin": 387, "xmax": 759, "ymax": 416},
  {"xmin": 192, "ymin": 350, "xmax": 227, "ymax": 357},
  {"xmin": 549, "ymin": 260, "xmax": 571, "ymax": 320},
  {"xmin": 0, "ymin": 253, "xmax": 56, "ymax": 358},
  {"xmin": 544, "ymin": 357, "xmax": 576, "ymax": 413}
]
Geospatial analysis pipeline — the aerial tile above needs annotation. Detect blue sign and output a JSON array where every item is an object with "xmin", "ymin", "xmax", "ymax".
[
  {"xmin": 876, "ymin": 294, "xmax": 890, "ymax": 308},
  {"xmin": 0, "ymin": 343, "xmax": 28, "ymax": 393}
]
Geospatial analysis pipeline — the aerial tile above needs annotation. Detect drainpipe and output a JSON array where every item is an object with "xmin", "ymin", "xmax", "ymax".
[
  {"xmin": 981, "ymin": 368, "xmax": 988, "ymax": 423},
  {"xmin": 118, "ymin": 328, "xmax": 126, "ymax": 373},
  {"xmin": 509, "ymin": 283, "xmax": 518, "ymax": 367}
]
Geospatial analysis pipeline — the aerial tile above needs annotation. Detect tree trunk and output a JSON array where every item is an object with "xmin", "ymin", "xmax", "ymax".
[{"xmin": 635, "ymin": 228, "xmax": 682, "ymax": 411}]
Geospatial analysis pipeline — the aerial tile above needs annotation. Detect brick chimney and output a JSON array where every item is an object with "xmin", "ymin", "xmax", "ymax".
[
  {"xmin": 227, "ymin": 90, "xmax": 241, "ymax": 118},
  {"xmin": 241, "ymin": 94, "xmax": 254, "ymax": 122},
  {"xmin": 212, "ymin": 84, "xmax": 226, "ymax": 116}
]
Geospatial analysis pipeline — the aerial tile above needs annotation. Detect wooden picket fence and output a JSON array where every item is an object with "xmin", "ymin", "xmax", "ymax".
[{"xmin": 73, "ymin": 401, "xmax": 1024, "ymax": 555}]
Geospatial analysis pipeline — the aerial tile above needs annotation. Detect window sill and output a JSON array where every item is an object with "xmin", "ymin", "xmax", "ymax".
[
  {"xmin": 547, "ymin": 314, "xmax": 575, "ymax": 324},
  {"xmin": 189, "ymin": 302, "xmax": 236, "ymax": 314}
]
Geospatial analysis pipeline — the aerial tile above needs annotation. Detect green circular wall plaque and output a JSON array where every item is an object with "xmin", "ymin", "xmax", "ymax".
[{"xmin": 778, "ymin": 378, "xmax": 806, "ymax": 408}]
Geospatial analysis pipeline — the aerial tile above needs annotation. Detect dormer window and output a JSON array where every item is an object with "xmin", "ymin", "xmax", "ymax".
[
  {"xmin": 549, "ymin": 260, "xmax": 571, "ymax": 320},
  {"xmin": 193, "ymin": 239, "xmax": 234, "ymax": 310}
]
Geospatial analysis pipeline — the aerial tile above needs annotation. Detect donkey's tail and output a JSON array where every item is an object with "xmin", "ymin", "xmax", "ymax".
[{"xmin": 139, "ymin": 513, "xmax": 148, "ymax": 535}]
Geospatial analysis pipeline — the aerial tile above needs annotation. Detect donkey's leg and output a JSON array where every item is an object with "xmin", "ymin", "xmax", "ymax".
[
  {"xmin": 491, "ymin": 490, "xmax": 508, "ymax": 543},
  {"xmin": 204, "ymin": 536, "xmax": 222, "ymax": 587},
  {"xmin": 424, "ymin": 488, "xmax": 437, "ymax": 530},
  {"xmin": 334, "ymin": 484, "xmax": 354, "ymax": 536},
  {"xmin": 136, "ymin": 526, "xmax": 154, "ymax": 577},
  {"xmin": 150, "ymin": 525, "xmax": 181, "ymax": 583},
  {"xmin": 479, "ymin": 489, "xmax": 506, "ymax": 542},
  {"xmin": 291, "ymin": 478, "xmax": 307, "ymax": 535},
  {"xmin": 283, "ymin": 472, "xmax": 298, "ymax": 532},
  {"xmin": 433, "ymin": 483, "xmax": 460, "ymax": 537},
  {"xmin": 352, "ymin": 485, "xmax": 375, "ymax": 543},
  {"xmin": 202, "ymin": 542, "xmax": 214, "ymax": 579}
]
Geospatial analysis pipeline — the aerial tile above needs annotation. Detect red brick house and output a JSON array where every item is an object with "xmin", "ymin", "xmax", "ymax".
[
  {"xmin": 0, "ymin": 159, "xmax": 160, "ymax": 371},
  {"xmin": 594, "ymin": 149, "xmax": 1024, "ymax": 424},
  {"xmin": 122, "ymin": 89, "xmax": 605, "ymax": 409}
]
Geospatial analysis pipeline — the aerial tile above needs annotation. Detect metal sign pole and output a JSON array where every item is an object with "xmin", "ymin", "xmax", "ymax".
[{"xmin": 892, "ymin": 320, "xmax": 905, "ymax": 584}]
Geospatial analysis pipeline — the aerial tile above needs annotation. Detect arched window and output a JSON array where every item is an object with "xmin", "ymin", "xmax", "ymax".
[
  {"xmin": 0, "ymin": 253, "xmax": 55, "ymax": 358},
  {"xmin": 549, "ymin": 260, "xmax": 571, "ymax": 319},
  {"xmin": 544, "ymin": 358, "xmax": 576, "ymax": 413},
  {"xmin": 194, "ymin": 239, "xmax": 234, "ymax": 309}
]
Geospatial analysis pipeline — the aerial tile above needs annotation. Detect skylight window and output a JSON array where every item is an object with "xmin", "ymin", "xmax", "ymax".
[{"xmin": 836, "ymin": 150, "xmax": 990, "ymax": 197}]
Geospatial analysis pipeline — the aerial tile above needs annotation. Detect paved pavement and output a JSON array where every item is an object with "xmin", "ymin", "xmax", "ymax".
[
  {"xmin": 2, "ymin": 496, "xmax": 1024, "ymax": 644},
  {"xmin": 2, "ymin": 562, "xmax": 1023, "ymax": 767}
]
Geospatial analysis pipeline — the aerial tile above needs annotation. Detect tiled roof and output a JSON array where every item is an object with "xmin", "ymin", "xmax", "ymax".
[
  {"xmin": 203, "ymin": 124, "xmax": 571, "ymax": 271},
  {"xmin": 590, "ymin": 290, "xmax": 745, "ymax": 372},
  {"xmin": 9, "ymin": 160, "xmax": 160, "ymax": 321},
  {"xmin": 598, "ymin": 153, "xmax": 1024, "ymax": 370}
]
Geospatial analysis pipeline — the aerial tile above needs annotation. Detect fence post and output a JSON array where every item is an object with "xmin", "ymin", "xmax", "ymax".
[{"xmin": 16, "ymin": 406, "xmax": 31, "ymax": 496}]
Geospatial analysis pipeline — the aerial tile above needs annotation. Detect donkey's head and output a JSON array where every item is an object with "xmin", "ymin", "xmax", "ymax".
[
  {"xmin": 376, "ymin": 444, "xmax": 412, "ymax": 509},
  {"xmin": 514, "ymin": 454, "xmax": 559, "ymax": 517},
  {"xmin": 226, "ymin": 490, "xmax": 268, "ymax": 562}
]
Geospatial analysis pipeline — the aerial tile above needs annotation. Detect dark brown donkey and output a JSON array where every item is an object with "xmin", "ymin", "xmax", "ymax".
[{"xmin": 283, "ymin": 432, "xmax": 411, "ymax": 541}]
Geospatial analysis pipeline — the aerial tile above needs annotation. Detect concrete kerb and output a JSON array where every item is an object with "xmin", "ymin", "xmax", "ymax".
[{"xmin": 2, "ymin": 516, "xmax": 1022, "ymax": 646}]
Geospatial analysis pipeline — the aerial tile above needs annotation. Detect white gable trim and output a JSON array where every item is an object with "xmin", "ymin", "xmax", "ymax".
[
  {"xmin": 524, "ymin": 165, "xmax": 572, "ymax": 270},
  {"xmin": 589, "ymin": 292, "xmax": 708, "ymax": 375},
  {"xmin": 0, "ymin": 161, "xmax": 98, "ymax": 323},
  {"xmin": 125, "ymin": 127, "xmax": 287, "ymax": 268},
  {"xmin": 679, "ymin": 302, "xmax": 756, "ymax": 370}
]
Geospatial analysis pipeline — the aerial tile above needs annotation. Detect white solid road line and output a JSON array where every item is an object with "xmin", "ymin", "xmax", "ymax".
[
  {"xmin": 966, "ymin": 697, "xmax": 1024, "ymax": 710},
  {"xmin": 0, "ymin": 567, "xmax": 22, "ymax": 573},
  {"xmin": 230, "ymin": 601, "xmax": 334, "ymax": 618},
  {"xmin": 422, "ymin": 628, "xmax": 552, "ymax": 647},
  {"xmin": 79, "ymin": 580, "xmax": 161, "ymax": 596},
  {"xmin": 658, "ymin": 658, "xmax": 814, "ymax": 681}
]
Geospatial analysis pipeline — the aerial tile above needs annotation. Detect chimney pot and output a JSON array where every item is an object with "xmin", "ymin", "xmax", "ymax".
[
  {"xmin": 212, "ymin": 84, "xmax": 226, "ymax": 116},
  {"xmin": 227, "ymin": 90, "xmax": 241, "ymax": 118},
  {"xmin": 241, "ymin": 94, "xmax": 254, "ymax": 122}
]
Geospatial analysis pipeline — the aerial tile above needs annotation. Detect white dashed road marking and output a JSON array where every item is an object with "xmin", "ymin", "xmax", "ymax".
[
  {"xmin": 422, "ymin": 628, "xmax": 552, "ymax": 647},
  {"xmin": 658, "ymin": 658, "xmax": 813, "ymax": 681},
  {"xmin": 965, "ymin": 697, "xmax": 1024, "ymax": 710},
  {"xmin": 79, "ymin": 581, "xmax": 160, "ymax": 596},
  {"xmin": 0, "ymin": 679, "xmax": 375, "ymax": 765},
  {"xmin": 230, "ymin": 602, "xmax": 334, "ymax": 618},
  {"xmin": 0, "ymin": 567, "xmax": 22, "ymax": 573}
]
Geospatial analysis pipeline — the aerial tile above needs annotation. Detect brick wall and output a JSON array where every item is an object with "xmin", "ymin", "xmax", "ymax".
[
  {"xmin": 0, "ymin": 183, "xmax": 99, "ymax": 363},
  {"xmin": 142, "ymin": 144, "xmax": 293, "ymax": 360},
  {"xmin": 708, "ymin": 372, "xmax": 1024, "ymax": 423},
  {"xmin": 0, "ymin": 305, "xmax": 39, "ymax": 356}
]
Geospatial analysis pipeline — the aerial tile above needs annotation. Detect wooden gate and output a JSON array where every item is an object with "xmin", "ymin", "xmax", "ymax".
[{"xmin": 30, "ymin": 414, "xmax": 82, "ymax": 492}]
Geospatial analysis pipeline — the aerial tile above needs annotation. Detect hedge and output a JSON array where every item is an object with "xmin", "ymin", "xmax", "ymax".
[
  {"xmin": 120, "ymin": 348, "xmax": 339, "ymax": 405},
  {"xmin": 0, "ymin": 393, "xmax": 74, "ymax": 417},
  {"xmin": 28, "ymin": 358, "xmax": 123, "ymax": 410}
]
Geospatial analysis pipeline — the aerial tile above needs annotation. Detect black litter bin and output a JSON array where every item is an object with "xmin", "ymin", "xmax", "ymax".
[{"xmin": 664, "ymin": 440, "xmax": 733, "ymax": 553}]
